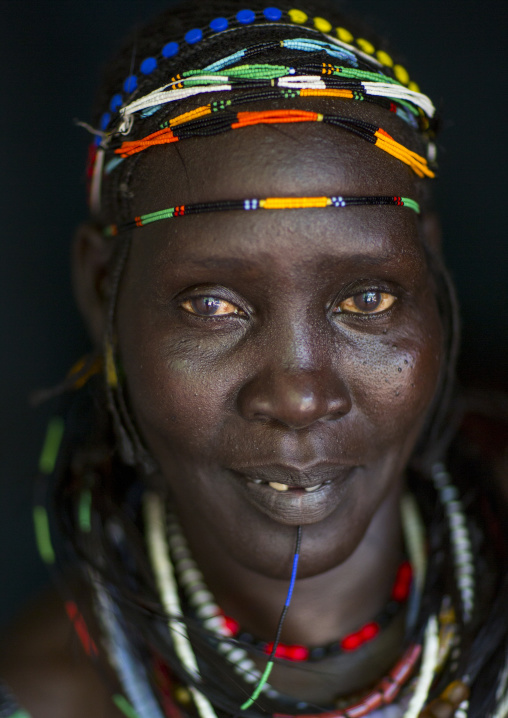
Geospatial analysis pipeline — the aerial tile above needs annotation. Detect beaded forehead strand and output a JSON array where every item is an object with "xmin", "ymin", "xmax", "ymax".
[
  {"xmin": 113, "ymin": 108, "xmax": 434, "ymax": 179},
  {"xmin": 104, "ymin": 195, "xmax": 420, "ymax": 237}
]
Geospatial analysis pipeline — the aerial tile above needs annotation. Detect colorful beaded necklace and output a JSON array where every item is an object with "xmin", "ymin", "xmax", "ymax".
[
  {"xmin": 33, "ymin": 411, "xmax": 495, "ymax": 718},
  {"xmin": 219, "ymin": 559, "xmax": 413, "ymax": 662}
]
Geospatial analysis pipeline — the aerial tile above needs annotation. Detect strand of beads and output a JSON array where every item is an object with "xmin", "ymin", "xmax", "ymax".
[
  {"xmin": 431, "ymin": 463, "xmax": 475, "ymax": 624},
  {"xmin": 144, "ymin": 493, "xmax": 219, "ymax": 718},
  {"xmin": 100, "ymin": 8, "xmax": 420, "ymax": 132},
  {"xmin": 93, "ymin": 574, "xmax": 166, "ymax": 718},
  {"xmin": 114, "ymin": 107, "xmax": 433, "ymax": 178},
  {"xmin": 116, "ymin": 61, "xmax": 434, "ymax": 126},
  {"xmin": 165, "ymin": 509, "xmax": 426, "ymax": 718},
  {"xmin": 104, "ymin": 195, "xmax": 420, "ymax": 237},
  {"xmin": 165, "ymin": 511, "xmax": 282, "ymax": 702}
]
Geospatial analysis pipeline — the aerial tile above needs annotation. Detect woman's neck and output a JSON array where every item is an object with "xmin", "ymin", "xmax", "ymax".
[{"xmin": 182, "ymin": 484, "xmax": 404, "ymax": 648}]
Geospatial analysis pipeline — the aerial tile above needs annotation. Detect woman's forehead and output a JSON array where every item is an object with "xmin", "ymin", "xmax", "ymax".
[{"xmin": 131, "ymin": 106, "xmax": 420, "ymax": 215}]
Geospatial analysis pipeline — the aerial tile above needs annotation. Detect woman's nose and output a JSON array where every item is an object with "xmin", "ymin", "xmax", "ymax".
[{"xmin": 237, "ymin": 366, "xmax": 352, "ymax": 430}]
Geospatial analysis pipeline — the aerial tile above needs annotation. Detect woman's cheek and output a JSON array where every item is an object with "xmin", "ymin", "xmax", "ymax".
[
  {"xmin": 343, "ymin": 313, "xmax": 443, "ymax": 440},
  {"xmin": 120, "ymin": 327, "xmax": 235, "ymax": 453}
]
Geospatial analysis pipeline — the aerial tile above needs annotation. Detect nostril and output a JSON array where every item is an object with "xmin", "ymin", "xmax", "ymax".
[{"xmin": 238, "ymin": 370, "xmax": 352, "ymax": 430}]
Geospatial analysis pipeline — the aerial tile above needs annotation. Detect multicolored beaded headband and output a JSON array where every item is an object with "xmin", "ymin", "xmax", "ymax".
[
  {"xmin": 99, "ymin": 7, "xmax": 425, "ymax": 135},
  {"xmin": 90, "ymin": 6, "xmax": 436, "ymax": 220},
  {"xmin": 104, "ymin": 195, "xmax": 420, "ymax": 237}
]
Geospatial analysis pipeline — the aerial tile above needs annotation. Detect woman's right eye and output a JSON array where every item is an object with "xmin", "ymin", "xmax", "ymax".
[{"xmin": 180, "ymin": 296, "xmax": 243, "ymax": 317}]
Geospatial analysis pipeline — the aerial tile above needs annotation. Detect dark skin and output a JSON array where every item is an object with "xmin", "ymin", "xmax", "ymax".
[{"xmin": 0, "ymin": 102, "xmax": 443, "ymax": 713}]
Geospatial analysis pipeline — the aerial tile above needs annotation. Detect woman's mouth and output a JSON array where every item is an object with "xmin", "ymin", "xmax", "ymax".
[
  {"xmin": 231, "ymin": 464, "xmax": 358, "ymax": 525},
  {"xmin": 250, "ymin": 479, "xmax": 327, "ymax": 493}
]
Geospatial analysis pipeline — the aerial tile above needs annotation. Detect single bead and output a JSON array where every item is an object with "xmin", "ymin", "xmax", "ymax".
[
  {"xmin": 309, "ymin": 646, "xmax": 327, "ymax": 660},
  {"xmin": 224, "ymin": 615, "xmax": 240, "ymax": 634},
  {"xmin": 263, "ymin": 7, "xmax": 282, "ymax": 20},
  {"xmin": 286, "ymin": 645, "xmax": 310, "ymax": 661},
  {"xmin": 356, "ymin": 37, "xmax": 375, "ymax": 54},
  {"xmin": 441, "ymin": 485, "xmax": 459, "ymax": 502},
  {"xmin": 419, "ymin": 699, "xmax": 455, "ymax": 718},
  {"xmin": 100, "ymin": 112, "xmax": 111, "ymax": 130},
  {"xmin": 361, "ymin": 622, "xmax": 380, "ymax": 641},
  {"xmin": 236, "ymin": 9, "xmax": 255, "ymax": 24},
  {"xmin": 185, "ymin": 28, "xmax": 203, "ymax": 44},
  {"xmin": 288, "ymin": 8, "xmax": 308, "ymax": 23},
  {"xmin": 210, "ymin": 17, "xmax": 228, "ymax": 31},
  {"xmin": 336, "ymin": 26, "xmax": 353, "ymax": 42},
  {"xmin": 162, "ymin": 41, "xmax": 179, "ymax": 58},
  {"xmin": 376, "ymin": 49, "xmax": 393, "ymax": 67},
  {"xmin": 110, "ymin": 94, "xmax": 123, "ymax": 112},
  {"xmin": 264, "ymin": 642, "xmax": 287, "ymax": 658},
  {"xmin": 313, "ymin": 16, "xmax": 332, "ymax": 32},
  {"xmin": 441, "ymin": 680, "xmax": 471, "ymax": 706},
  {"xmin": 123, "ymin": 74, "xmax": 137, "ymax": 93},
  {"xmin": 202, "ymin": 615, "xmax": 226, "ymax": 631},
  {"xmin": 196, "ymin": 603, "xmax": 220, "ymax": 619},
  {"xmin": 394, "ymin": 64, "xmax": 410, "ymax": 85},
  {"xmin": 174, "ymin": 687, "xmax": 192, "ymax": 705},
  {"xmin": 408, "ymin": 80, "xmax": 421, "ymax": 92},
  {"xmin": 140, "ymin": 57, "xmax": 157, "ymax": 74},
  {"xmin": 341, "ymin": 632, "xmax": 362, "ymax": 651}
]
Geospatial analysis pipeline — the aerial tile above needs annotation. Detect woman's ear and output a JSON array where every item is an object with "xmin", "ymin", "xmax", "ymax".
[{"xmin": 72, "ymin": 223, "xmax": 115, "ymax": 348}]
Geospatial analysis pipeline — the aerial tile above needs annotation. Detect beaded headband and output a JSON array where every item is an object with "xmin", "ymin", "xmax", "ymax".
[
  {"xmin": 104, "ymin": 195, "xmax": 420, "ymax": 237},
  {"xmin": 90, "ymin": 6, "xmax": 437, "ymax": 222}
]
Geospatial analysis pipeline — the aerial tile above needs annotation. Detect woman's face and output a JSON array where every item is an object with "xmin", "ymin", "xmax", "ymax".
[{"xmin": 114, "ymin": 107, "xmax": 443, "ymax": 579}]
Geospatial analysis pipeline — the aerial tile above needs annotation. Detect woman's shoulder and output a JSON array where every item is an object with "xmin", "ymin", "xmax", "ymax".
[{"xmin": 0, "ymin": 588, "xmax": 122, "ymax": 718}]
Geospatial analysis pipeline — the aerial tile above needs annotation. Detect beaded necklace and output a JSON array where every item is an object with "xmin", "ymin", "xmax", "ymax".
[
  {"xmin": 136, "ymin": 488, "xmax": 471, "ymax": 718},
  {"xmin": 32, "ymin": 409, "xmax": 508, "ymax": 718},
  {"xmin": 219, "ymin": 559, "xmax": 412, "ymax": 662}
]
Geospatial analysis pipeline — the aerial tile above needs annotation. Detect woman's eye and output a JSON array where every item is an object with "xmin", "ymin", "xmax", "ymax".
[
  {"xmin": 335, "ymin": 290, "xmax": 397, "ymax": 315},
  {"xmin": 180, "ymin": 296, "xmax": 242, "ymax": 317}
]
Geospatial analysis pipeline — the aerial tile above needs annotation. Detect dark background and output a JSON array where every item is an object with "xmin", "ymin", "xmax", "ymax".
[{"xmin": 1, "ymin": 0, "xmax": 507, "ymax": 628}]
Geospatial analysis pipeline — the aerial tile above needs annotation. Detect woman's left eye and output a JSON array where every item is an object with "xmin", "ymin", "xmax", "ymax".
[
  {"xmin": 180, "ymin": 296, "xmax": 242, "ymax": 317},
  {"xmin": 334, "ymin": 290, "xmax": 397, "ymax": 315}
]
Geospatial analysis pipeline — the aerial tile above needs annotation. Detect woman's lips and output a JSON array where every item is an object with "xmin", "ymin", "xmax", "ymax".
[{"xmin": 231, "ymin": 464, "xmax": 357, "ymax": 525}]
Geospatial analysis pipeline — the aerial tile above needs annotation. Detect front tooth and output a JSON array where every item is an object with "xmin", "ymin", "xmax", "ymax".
[
  {"xmin": 251, "ymin": 479, "xmax": 263, "ymax": 484},
  {"xmin": 304, "ymin": 484, "xmax": 322, "ymax": 493},
  {"xmin": 268, "ymin": 482, "xmax": 289, "ymax": 492}
]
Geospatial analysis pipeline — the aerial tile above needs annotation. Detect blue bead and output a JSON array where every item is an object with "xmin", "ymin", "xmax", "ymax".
[
  {"xmin": 140, "ymin": 57, "xmax": 157, "ymax": 75},
  {"xmin": 110, "ymin": 94, "xmax": 123, "ymax": 112},
  {"xmin": 162, "ymin": 41, "xmax": 179, "ymax": 58},
  {"xmin": 263, "ymin": 7, "xmax": 282, "ymax": 21},
  {"xmin": 236, "ymin": 9, "xmax": 255, "ymax": 24},
  {"xmin": 210, "ymin": 16, "xmax": 228, "ymax": 32},
  {"xmin": 123, "ymin": 74, "xmax": 138, "ymax": 93},
  {"xmin": 185, "ymin": 28, "xmax": 203, "ymax": 44},
  {"xmin": 100, "ymin": 112, "xmax": 111, "ymax": 130}
]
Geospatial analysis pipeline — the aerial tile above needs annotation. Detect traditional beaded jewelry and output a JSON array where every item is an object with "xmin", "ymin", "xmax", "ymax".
[
  {"xmin": 114, "ymin": 108, "xmax": 433, "ymax": 178},
  {"xmin": 221, "ymin": 560, "xmax": 413, "ymax": 662},
  {"xmin": 431, "ymin": 463, "xmax": 475, "ymax": 624},
  {"xmin": 99, "ymin": 9, "xmax": 423, "ymax": 136},
  {"xmin": 144, "ymin": 492, "xmax": 219, "ymax": 718},
  {"xmin": 115, "ymin": 62, "xmax": 433, "ymax": 131},
  {"xmin": 104, "ymin": 195, "xmax": 420, "ymax": 237},
  {"xmin": 160, "ymin": 494, "xmax": 431, "ymax": 714}
]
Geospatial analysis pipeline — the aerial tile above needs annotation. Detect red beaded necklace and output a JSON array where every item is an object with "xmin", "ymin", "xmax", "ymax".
[{"xmin": 221, "ymin": 560, "xmax": 412, "ymax": 662}]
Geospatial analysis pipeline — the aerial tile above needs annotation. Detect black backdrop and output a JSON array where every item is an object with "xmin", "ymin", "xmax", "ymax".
[{"xmin": 1, "ymin": 0, "xmax": 507, "ymax": 628}]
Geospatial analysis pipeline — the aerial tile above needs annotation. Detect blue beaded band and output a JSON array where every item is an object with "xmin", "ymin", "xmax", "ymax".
[{"xmin": 99, "ymin": 6, "xmax": 417, "ymax": 134}]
